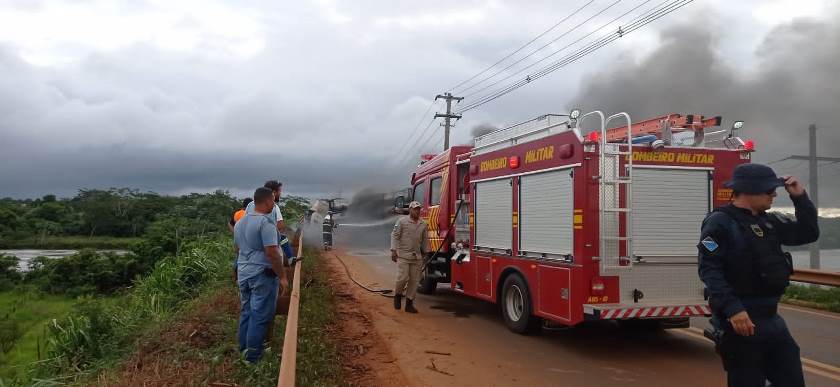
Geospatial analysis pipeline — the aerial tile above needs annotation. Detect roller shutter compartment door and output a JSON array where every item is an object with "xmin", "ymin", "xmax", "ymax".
[
  {"xmin": 475, "ymin": 179, "xmax": 512, "ymax": 250},
  {"xmin": 632, "ymin": 168, "xmax": 710, "ymax": 256},
  {"xmin": 519, "ymin": 169, "xmax": 574, "ymax": 256}
]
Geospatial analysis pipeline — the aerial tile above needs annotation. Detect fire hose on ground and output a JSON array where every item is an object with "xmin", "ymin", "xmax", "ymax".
[{"xmin": 331, "ymin": 200, "xmax": 465, "ymax": 299}]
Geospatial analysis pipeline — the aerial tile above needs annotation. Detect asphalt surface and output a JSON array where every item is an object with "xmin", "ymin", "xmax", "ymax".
[{"xmin": 331, "ymin": 224, "xmax": 840, "ymax": 386}]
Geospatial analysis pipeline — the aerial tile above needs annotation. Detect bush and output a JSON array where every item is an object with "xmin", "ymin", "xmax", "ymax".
[
  {"xmin": 44, "ymin": 298, "xmax": 116, "ymax": 373},
  {"xmin": 25, "ymin": 250, "xmax": 146, "ymax": 296},
  {"xmin": 0, "ymin": 320, "xmax": 22, "ymax": 353},
  {"xmin": 0, "ymin": 254, "xmax": 21, "ymax": 290},
  {"xmin": 38, "ymin": 237, "xmax": 231, "ymax": 379},
  {"xmin": 784, "ymin": 284, "xmax": 840, "ymax": 312}
]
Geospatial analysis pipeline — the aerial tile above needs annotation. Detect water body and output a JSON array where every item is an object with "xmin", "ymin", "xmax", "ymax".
[
  {"xmin": 1, "ymin": 249, "xmax": 128, "ymax": 271},
  {"xmin": 790, "ymin": 249, "xmax": 840, "ymax": 271}
]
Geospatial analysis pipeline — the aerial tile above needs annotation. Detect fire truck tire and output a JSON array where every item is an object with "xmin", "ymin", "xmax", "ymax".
[
  {"xmin": 417, "ymin": 267, "xmax": 437, "ymax": 294},
  {"xmin": 501, "ymin": 274, "xmax": 542, "ymax": 334}
]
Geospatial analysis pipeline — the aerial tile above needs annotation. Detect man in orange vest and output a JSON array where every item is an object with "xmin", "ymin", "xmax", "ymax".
[{"xmin": 229, "ymin": 198, "xmax": 253, "ymax": 232}]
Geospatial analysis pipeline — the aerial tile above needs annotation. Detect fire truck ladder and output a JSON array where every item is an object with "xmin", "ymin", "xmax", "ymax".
[{"xmin": 599, "ymin": 113, "xmax": 634, "ymax": 273}]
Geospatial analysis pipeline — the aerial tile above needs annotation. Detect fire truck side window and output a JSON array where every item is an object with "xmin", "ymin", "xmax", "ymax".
[
  {"xmin": 413, "ymin": 181, "xmax": 426, "ymax": 207},
  {"xmin": 430, "ymin": 177, "xmax": 442, "ymax": 206}
]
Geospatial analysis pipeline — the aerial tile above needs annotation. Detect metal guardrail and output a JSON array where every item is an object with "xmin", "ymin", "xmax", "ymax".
[
  {"xmin": 278, "ymin": 224, "xmax": 305, "ymax": 387},
  {"xmin": 791, "ymin": 268, "xmax": 840, "ymax": 287}
]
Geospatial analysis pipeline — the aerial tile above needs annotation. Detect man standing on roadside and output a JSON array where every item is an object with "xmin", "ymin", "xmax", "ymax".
[
  {"xmin": 698, "ymin": 164, "xmax": 819, "ymax": 387},
  {"xmin": 234, "ymin": 187, "xmax": 289, "ymax": 362},
  {"xmin": 246, "ymin": 180, "xmax": 296, "ymax": 264},
  {"xmin": 229, "ymin": 197, "xmax": 253, "ymax": 232},
  {"xmin": 390, "ymin": 201, "xmax": 429, "ymax": 314}
]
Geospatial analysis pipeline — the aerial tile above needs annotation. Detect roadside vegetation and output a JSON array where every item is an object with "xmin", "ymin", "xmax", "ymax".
[
  {"xmin": 783, "ymin": 284, "xmax": 840, "ymax": 313},
  {"xmin": 0, "ymin": 188, "xmax": 311, "ymax": 385},
  {"xmin": 89, "ymin": 247, "xmax": 345, "ymax": 386}
]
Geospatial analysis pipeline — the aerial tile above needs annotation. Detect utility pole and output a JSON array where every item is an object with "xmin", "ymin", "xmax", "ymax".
[
  {"xmin": 435, "ymin": 93, "xmax": 463, "ymax": 150},
  {"xmin": 781, "ymin": 124, "xmax": 840, "ymax": 269}
]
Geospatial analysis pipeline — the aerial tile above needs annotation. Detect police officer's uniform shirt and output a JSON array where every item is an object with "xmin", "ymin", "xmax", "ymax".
[
  {"xmin": 391, "ymin": 216, "xmax": 429, "ymax": 261},
  {"xmin": 698, "ymin": 193, "xmax": 819, "ymax": 318}
]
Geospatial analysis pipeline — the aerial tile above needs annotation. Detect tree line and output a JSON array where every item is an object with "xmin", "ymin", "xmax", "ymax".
[{"xmin": 0, "ymin": 188, "xmax": 310, "ymax": 294}]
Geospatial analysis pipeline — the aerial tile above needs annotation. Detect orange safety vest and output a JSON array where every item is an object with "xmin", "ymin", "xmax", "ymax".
[{"xmin": 233, "ymin": 209, "xmax": 246, "ymax": 223}]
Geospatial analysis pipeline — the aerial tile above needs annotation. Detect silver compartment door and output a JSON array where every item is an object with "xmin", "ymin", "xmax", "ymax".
[
  {"xmin": 519, "ymin": 169, "xmax": 574, "ymax": 256},
  {"xmin": 475, "ymin": 178, "xmax": 512, "ymax": 250},
  {"xmin": 632, "ymin": 168, "xmax": 710, "ymax": 257}
]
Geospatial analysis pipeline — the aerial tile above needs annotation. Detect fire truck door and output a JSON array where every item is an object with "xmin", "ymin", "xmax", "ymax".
[
  {"xmin": 537, "ymin": 265, "xmax": 571, "ymax": 321},
  {"xmin": 474, "ymin": 178, "xmax": 511, "ymax": 299}
]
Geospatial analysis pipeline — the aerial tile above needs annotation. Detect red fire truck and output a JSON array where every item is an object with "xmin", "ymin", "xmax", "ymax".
[{"xmin": 398, "ymin": 110, "xmax": 755, "ymax": 333}]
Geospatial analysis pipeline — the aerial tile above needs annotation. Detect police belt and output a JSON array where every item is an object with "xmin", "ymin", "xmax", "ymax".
[{"xmin": 743, "ymin": 304, "xmax": 778, "ymax": 318}]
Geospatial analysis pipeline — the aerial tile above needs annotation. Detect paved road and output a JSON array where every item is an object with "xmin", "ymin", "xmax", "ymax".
[{"xmin": 332, "ymin": 226, "xmax": 840, "ymax": 386}]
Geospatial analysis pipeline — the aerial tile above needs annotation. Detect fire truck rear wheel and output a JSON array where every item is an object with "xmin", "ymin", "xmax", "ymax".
[{"xmin": 501, "ymin": 274, "xmax": 542, "ymax": 334}]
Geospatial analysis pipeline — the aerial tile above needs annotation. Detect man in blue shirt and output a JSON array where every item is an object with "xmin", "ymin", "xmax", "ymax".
[
  {"xmin": 234, "ymin": 187, "xmax": 289, "ymax": 362},
  {"xmin": 245, "ymin": 180, "xmax": 296, "ymax": 264}
]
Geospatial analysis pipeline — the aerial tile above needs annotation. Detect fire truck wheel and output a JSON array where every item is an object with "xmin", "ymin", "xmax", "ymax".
[
  {"xmin": 501, "ymin": 274, "xmax": 542, "ymax": 334},
  {"xmin": 417, "ymin": 267, "xmax": 437, "ymax": 294}
]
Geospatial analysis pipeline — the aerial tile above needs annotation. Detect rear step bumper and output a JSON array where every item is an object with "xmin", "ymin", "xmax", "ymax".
[{"xmin": 584, "ymin": 302, "xmax": 711, "ymax": 320}]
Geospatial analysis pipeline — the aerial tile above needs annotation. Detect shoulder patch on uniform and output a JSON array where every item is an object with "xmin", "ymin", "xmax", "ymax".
[{"xmin": 701, "ymin": 236, "xmax": 719, "ymax": 252}]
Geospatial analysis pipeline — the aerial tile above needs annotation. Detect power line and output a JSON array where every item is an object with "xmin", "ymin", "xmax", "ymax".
[
  {"xmin": 448, "ymin": 0, "xmax": 597, "ymax": 94},
  {"xmin": 456, "ymin": 0, "xmax": 692, "ymax": 114},
  {"xmin": 392, "ymin": 99, "xmax": 440, "ymax": 159},
  {"xmin": 456, "ymin": 0, "xmax": 624, "ymax": 97},
  {"xmin": 395, "ymin": 116, "xmax": 438, "ymax": 166},
  {"xmin": 457, "ymin": 0, "xmax": 680, "ymax": 113},
  {"xmin": 460, "ymin": 0, "xmax": 660, "ymax": 102}
]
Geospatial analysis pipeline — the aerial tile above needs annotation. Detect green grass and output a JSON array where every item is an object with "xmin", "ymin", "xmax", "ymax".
[
  {"xmin": 0, "ymin": 236, "xmax": 142, "ymax": 250},
  {"xmin": 0, "ymin": 288, "xmax": 75, "ymax": 381},
  {"xmin": 87, "ymin": 246, "xmax": 347, "ymax": 386},
  {"xmin": 0, "ymin": 239, "xmax": 347, "ymax": 386},
  {"xmin": 230, "ymin": 247, "xmax": 347, "ymax": 386},
  {"xmin": 783, "ymin": 284, "xmax": 840, "ymax": 313}
]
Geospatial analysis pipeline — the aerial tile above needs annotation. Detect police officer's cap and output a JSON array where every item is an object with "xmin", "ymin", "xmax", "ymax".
[
  {"xmin": 723, "ymin": 163, "xmax": 786, "ymax": 194},
  {"xmin": 409, "ymin": 201, "xmax": 422, "ymax": 209}
]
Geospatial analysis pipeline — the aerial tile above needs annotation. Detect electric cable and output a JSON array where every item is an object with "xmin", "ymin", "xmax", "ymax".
[
  {"xmin": 448, "ymin": 0, "xmax": 597, "ymax": 94},
  {"xmin": 455, "ymin": 0, "xmax": 692, "ymax": 114},
  {"xmin": 460, "ymin": 0, "xmax": 654, "ymax": 102},
  {"xmin": 456, "ymin": 0, "xmax": 624, "ymax": 96},
  {"xmin": 396, "ymin": 116, "xmax": 439, "ymax": 166},
  {"xmin": 392, "ymin": 100, "xmax": 440, "ymax": 161},
  {"xmin": 457, "ymin": 0, "xmax": 682, "ymax": 112}
]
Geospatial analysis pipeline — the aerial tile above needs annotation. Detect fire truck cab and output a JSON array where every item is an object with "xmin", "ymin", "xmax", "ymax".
[{"xmin": 402, "ymin": 110, "xmax": 754, "ymax": 333}]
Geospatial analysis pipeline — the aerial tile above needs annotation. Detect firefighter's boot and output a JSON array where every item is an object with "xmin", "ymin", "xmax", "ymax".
[
  {"xmin": 394, "ymin": 294, "xmax": 403, "ymax": 310},
  {"xmin": 405, "ymin": 299, "xmax": 418, "ymax": 314}
]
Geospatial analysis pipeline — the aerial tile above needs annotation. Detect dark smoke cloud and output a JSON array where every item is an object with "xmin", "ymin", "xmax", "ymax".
[
  {"xmin": 470, "ymin": 123, "xmax": 500, "ymax": 138},
  {"xmin": 571, "ymin": 13, "xmax": 840, "ymax": 207}
]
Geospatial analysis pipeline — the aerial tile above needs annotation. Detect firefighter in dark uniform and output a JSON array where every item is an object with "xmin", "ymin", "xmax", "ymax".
[{"xmin": 698, "ymin": 163, "xmax": 819, "ymax": 387}]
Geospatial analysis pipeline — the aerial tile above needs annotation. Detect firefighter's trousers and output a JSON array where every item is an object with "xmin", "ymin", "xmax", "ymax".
[{"xmin": 394, "ymin": 259, "xmax": 421, "ymax": 300}]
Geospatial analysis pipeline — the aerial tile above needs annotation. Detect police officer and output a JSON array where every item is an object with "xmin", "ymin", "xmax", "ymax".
[
  {"xmin": 391, "ymin": 201, "xmax": 429, "ymax": 314},
  {"xmin": 698, "ymin": 163, "xmax": 819, "ymax": 387}
]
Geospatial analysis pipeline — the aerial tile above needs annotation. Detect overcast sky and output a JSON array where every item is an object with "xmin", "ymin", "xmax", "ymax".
[{"xmin": 0, "ymin": 0, "xmax": 838, "ymax": 206}]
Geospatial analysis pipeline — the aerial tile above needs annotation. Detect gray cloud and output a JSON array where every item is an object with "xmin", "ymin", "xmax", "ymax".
[
  {"xmin": 570, "ymin": 12, "xmax": 840, "ymax": 207},
  {"xmin": 0, "ymin": 1, "xmax": 836, "ymax": 209}
]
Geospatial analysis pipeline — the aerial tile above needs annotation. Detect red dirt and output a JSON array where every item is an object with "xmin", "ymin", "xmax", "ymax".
[
  {"xmin": 323, "ymin": 252, "xmax": 411, "ymax": 386},
  {"xmin": 96, "ymin": 289, "xmax": 242, "ymax": 386}
]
